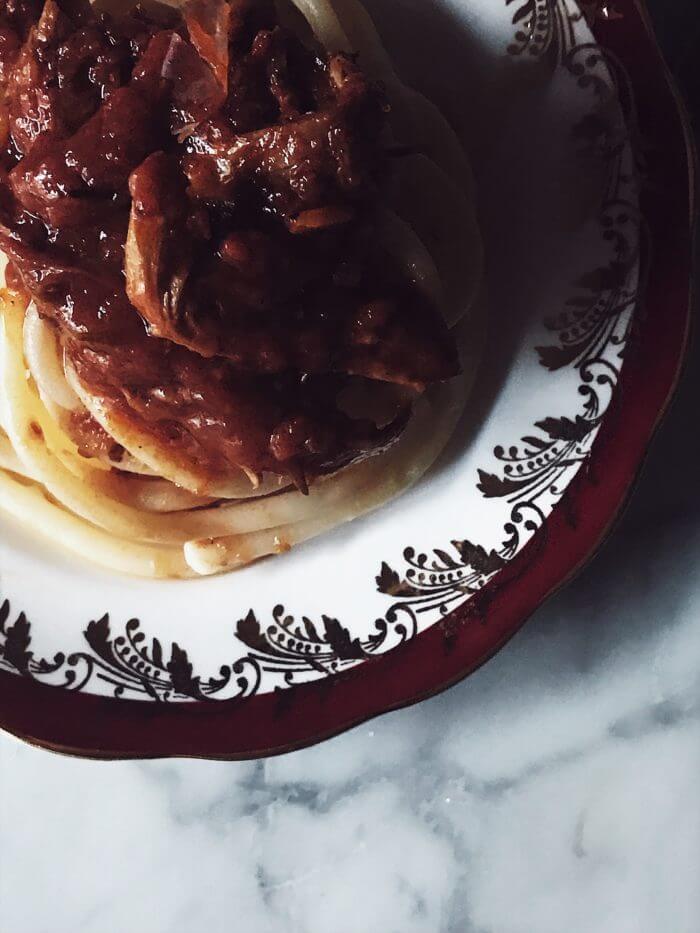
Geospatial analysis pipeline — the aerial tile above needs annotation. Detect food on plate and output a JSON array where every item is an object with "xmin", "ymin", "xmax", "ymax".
[{"xmin": 0, "ymin": 0, "xmax": 482, "ymax": 576}]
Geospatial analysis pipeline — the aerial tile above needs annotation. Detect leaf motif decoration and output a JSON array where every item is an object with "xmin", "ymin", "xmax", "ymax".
[
  {"xmin": 0, "ymin": 599, "xmax": 10, "ymax": 633},
  {"xmin": 375, "ymin": 562, "xmax": 422, "ymax": 598},
  {"xmin": 166, "ymin": 643, "xmax": 202, "ymax": 699},
  {"xmin": 322, "ymin": 617, "xmax": 366, "ymax": 661},
  {"xmin": 537, "ymin": 342, "xmax": 587, "ymax": 371},
  {"xmin": 452, "ymin": 541, "xmax": 506, "ymax": 576},
  {"xmin": 477, "ymin": 470, "xmax": 533, "ymax": 498},
  {"xmin": 84, "ymin": 616, "xmax": 115, "ymax": 666},
  {"xmin": 535, "ymin": 415, "xmax": 596, "ymax": 442},
  {"xmin": 2, "ymin": 613, "xmax": 32, "ymax": 674},
  {"xmin": 236, "ymin": 609, "xmax": 268, "ymax": 654}
]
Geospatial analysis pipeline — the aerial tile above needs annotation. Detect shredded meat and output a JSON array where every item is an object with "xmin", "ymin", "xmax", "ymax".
[
  {"xmin": 183, "ymin": 51, "xmax": 382, "ymax": 223},
  {"xmin": 0, "ymin": 0, "xmax": 459, "ymax": 485}
]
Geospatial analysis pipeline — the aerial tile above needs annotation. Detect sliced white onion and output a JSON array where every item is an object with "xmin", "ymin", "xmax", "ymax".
[
  {"xmin": 23, "ymin": 303, "xmax": 81, "ymax": 411},
  {"xmin": 376, "ymin": 208, "xmax": 448, "ymax": 322}
]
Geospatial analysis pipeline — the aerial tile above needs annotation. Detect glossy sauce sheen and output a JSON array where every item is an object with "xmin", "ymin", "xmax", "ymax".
[{"xmin": 0, "ymin": 0, "xmax": 458, "ymax": 484}]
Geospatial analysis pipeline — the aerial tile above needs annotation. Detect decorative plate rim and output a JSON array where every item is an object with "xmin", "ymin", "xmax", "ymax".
[{"xmin": 0, "ymin": 0, "xmax": 695, "ymax": 759}]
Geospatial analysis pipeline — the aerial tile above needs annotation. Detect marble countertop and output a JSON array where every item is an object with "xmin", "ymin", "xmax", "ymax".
[{"xmin": 1, "ymin": 7, "xmax": 699, "ymax": 933}]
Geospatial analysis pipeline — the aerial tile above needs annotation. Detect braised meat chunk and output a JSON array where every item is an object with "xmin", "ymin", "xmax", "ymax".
[{"xmin": 0, "ymin": 0, "xmax": 459, "ymax": 487}]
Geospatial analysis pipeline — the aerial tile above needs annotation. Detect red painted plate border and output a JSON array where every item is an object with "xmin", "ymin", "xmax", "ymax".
[{"xmin": 0, "ymin": 0, "xmax": 695, "ymax": 759}]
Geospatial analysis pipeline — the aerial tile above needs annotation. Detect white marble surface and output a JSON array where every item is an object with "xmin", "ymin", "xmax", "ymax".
[{"xmin": 1, "ymin": 288, "xmax": 699, "ymax": 930}]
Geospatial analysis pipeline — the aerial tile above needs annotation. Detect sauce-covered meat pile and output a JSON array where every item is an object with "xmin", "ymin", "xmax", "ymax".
[{"xmin": 0, "ymin": 0, "xmax": 458, "ymax": 486}]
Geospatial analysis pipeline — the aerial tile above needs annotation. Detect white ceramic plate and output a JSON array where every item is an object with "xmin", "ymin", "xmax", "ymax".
[{"xmin": 0, "ymin": 0, "xmax": 692, "ymax": 758}]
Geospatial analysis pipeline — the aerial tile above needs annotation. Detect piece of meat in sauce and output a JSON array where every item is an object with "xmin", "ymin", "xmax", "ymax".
[
  {"xmin": 184, "ymin": 49, "xmax": 384, "ymax": 227},
  {"xmin": 0, "ymin": 0, "xmax": 459, "ymax": 486},
  {"xmin": 126, "ymin": 150, "xmax": 456, "ymax": 388},
  {"xmin": 2, "ymin": 0, "xmax": 156, "ymax": 159}
]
